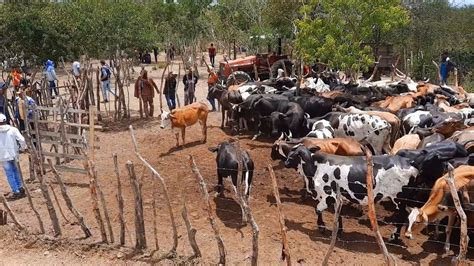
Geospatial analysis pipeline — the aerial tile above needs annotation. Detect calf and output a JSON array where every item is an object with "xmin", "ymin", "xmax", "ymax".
[
  {"xmin": 208, "ymin": 85, "xmax": 243, "ymax": 129},
  {"xmin": 306, "ymin": 120, "xmax": 334, "ymax": 139},
  {"xmin": 405, "ymin": 165, "xmax": 474, "ymax": 253},
  {"xmin": 160, "ymin": 102, "xmax": 209, "ymax": 147},
  {"xmin": 285, "ymin": 145, "xmax": 418, "ymax": 232},
  {"xmin": 271, "ymin": 135, "xmax": 363, "ymax": 161},
  {"xmin": 268, "ymin": 102, "xmax": 307, "ymax": 138}
]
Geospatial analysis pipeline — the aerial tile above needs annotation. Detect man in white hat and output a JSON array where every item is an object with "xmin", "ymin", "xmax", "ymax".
[{"xmin": 0, "ymin": 113, "xmax": 27, "ymax": 200}]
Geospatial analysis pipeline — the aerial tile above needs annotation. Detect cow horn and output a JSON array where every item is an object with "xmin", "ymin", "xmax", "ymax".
[
  {"xmin": 288, "ymin": 131, "xmax": 293, "ymax": 139},
  {"xmin": 278, "ymin": 133, "xmax": 285, "ymax": 141}
]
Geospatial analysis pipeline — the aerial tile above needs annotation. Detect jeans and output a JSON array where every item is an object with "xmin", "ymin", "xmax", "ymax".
[
  {"xmin": 3, "ymin": 160, "xmax": 22, "ymax": 193},
  {"xmin": 49, "ymin": 81, "xmax": 58, "ymax": 96},
  {"xmin": 101, "ymin": 80, "xmax": 117, "ymax": 101},
  {"xmin": 165, "ymin": 94, "xmax": 176, "ymax": 110}
]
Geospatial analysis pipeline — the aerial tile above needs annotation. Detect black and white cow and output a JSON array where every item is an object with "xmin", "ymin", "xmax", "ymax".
[
  {"xmin": 284, "ymin": 145, "xmax": 418, "ymax": 233},
  {"xmin": 306, "ymin": 119, "xmax": 334, "ymax": 139},
  {"xmin": 267, "ymin": 102, "xmax": 307, "ymax": 138},
  {"xmin": 209, "ymin": 141, "xmax": 255, "ymax": 198},
  {"xmin": 320, "ymin": 112, "xmax": 392, "ymax": 154}
]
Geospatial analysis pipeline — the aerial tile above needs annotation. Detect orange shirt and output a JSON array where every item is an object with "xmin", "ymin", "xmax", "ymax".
[{"xmin": 12, "ymin": 71, "xmax": 21, "ymax": 87}]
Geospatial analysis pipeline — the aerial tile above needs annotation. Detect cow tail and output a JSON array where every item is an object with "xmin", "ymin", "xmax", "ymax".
[{"xmin": 359, "ymin": 137, "xmax": 377, "ymax": 156}]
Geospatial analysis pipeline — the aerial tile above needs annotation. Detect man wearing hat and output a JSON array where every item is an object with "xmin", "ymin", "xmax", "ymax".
[
  {"xmin": 45, "ymin": 59, "xmax": 58, "ymax": 98},
  {"xmin": 15, "ymin": 88, "xmax": 36, "ymax": 132},
  {"xmin": 0, "ymin": 113, "xmax": 27, "ymax": 200}
]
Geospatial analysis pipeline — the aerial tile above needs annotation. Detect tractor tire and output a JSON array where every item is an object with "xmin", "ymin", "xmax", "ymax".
[
  {"xmin": 271, "ymin": 59, "xmax": 294, "ymax": 79},
  {"xmin": 226, "ymin": 71, "xmax": 252, "ymax": 86}
]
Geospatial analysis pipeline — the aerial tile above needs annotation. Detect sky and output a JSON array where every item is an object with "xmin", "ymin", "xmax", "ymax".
[{"xmin": 451, "ymin": 0, "xmax": 474, "ymax": 6}]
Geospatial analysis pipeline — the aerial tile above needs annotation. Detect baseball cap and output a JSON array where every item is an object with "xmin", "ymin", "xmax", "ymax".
[{"xmin": 0, "ymin": 113, "xmax": 6, "ymax": 123}]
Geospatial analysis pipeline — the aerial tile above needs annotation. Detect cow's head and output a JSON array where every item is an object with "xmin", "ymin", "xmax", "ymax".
[
  {"xmin": 270, "ymin": 112, "xmax": 288, "ymax": 137},
  {"xmin": 160, "ymin": 110, "xmax": 173, "ymax": 129},
  {"xmin": 284, "ymin": 144, "xmax": 320, "ymax": 169},
  {"xmin": 405, "ymin": 207, "xmax": 429, "ymax": 239},
  {"xmin": 271, "ymin": 133, "xmax": 290, "ymax": 160}
]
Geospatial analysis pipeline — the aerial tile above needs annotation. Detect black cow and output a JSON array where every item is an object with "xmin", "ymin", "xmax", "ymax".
[
  {"xmin": 288, "ymin": 96, "xmax": 334, "ymax": 118},
  {"xmin": 267, "ymin": 102, "xmax": 308, "ymax": 138},
  {"xmin": 284, "ymin": 145, "xmax": 418, "ymax": 234},
  {"xmin": 209, "ymin": 141, "xmax": 255, "ymax": 198},
  {"xmin": 208, "ymin": 85, "xmax": 243, "ymax": 129}
]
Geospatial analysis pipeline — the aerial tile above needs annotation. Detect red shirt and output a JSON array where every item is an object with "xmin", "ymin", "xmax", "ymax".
[{"xmin": 208, "ymin": 46, "xmax": 216, "ymax": 56}]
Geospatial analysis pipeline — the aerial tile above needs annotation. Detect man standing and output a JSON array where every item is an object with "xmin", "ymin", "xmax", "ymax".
[
  {"xmin": 0, "ymin": 113, "xmax": 26, "ymax": 200},
  {"xmin": 439, "ymin": 52, "xmax": 456, "ymax": 86},
  {"xmin": 15, "ymin": 89, "xmax": 36, "ymax": 132},
  {"xmin": 183, "ymin": 69, "xmax": 198, "ymax": 105},
  {"xmin": 100, "ymin": 60, "xmax": 115, "ymax": 102},
  {"xmin": 153, "ymin": 47, "xmax": 158, "ymax": 63},
  {"xmin": 134, "ymin": 70, "xmax": 159, "ymax": 118},
  {"xmin": 0, "ymin": 83, "xmax": 8, "ymax": 124},
  {"xmin": 72, "ymin": 61, "xmax": 81, "ymax": 80},
  {"xmin": 208, "ymin": 43, "xmax": 217, "ymax": 67},
  {"xmin": 163, "ymin": 71, "xmax": 177, "ymax": 110},
  {"xmin": 207, "ymin": 67, "xmax": 218, "ymax": 112},
  {"xmin": 45, "ymin": 60, "xmax": 58, "ymax": 98}
]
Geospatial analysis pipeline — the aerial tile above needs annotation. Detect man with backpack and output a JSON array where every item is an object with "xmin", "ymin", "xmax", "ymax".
[
  {"xmin": 100, "ymin": 60, "xmax": 116, "ymax": 102},
  {"xmin": 134, "ymin": 70, "xmax": 159, "ymax": 118}
]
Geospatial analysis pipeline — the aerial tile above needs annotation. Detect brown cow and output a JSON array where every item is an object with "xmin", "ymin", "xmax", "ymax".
[
  {"xmin": 449, "ymin": 128, "xmax": 474, "ymax": 152},
  {"xmin": 406, "ymin": 165, "xmax": 474, "ymax": 253},
  {"xmin": 160, "ymin": 102, "xmax": 209, "ymax": 147},
  {"xmin": 372, "ymin": 95, "xmax": 414, "ymax": 113},
  {"xmin": 391, "ymin": 134, "xmax": 421, "ymax": 155},
  {"xmin": 271, "ymin": 135, "xmax": 364, "ymax": 161}
]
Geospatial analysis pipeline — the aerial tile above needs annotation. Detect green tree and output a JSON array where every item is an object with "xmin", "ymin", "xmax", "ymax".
[{"xmin": 295, "ymin": 0, "xmax": 410, "ymax": 80}]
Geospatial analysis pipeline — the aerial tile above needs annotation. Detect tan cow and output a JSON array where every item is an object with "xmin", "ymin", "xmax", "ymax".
[
  {"xmin": 160, "ymin": 102, "xmax": 209, "ymax": 147},
  {"xmin": 405, "ymin": 165, "xmax": 474, "ymax": 253},
  {"xmin": 372, "ymin": 95, "xmax": 415, "ymax": 113},
  {"xmin": 391, "ymin": 134, "xmax": 421, "ymax": 155}
]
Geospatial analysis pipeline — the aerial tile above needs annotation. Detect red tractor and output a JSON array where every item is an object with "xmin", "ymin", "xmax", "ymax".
[{"xmin": 210, "ymin": 53, "xmax": 294, "ymax": 86}]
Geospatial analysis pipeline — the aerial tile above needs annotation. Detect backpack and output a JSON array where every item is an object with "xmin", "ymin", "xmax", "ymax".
[{"xmin": 101, "ymin": 66, "xmax": 111, "ymax": 80}]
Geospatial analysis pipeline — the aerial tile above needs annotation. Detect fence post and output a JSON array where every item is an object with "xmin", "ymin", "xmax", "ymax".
[
  {"xmin": 189, "ymin": 155, "xmax": 226, "ymax": 265},
  {"xmin": 0, "ymin": 196, "xmax": 24, "ymax": 231},
  {"xmin": 268, "ymin": 165, "xmax": 292, "ymax": 266},
  {"xmin": 445, "ymin": 163, "xmax": 468, "ymax": 265},
  {"xmin": 363, "ymin": 147, "xmax": 394, "ymax": 265},
  {"xmin": 113, "ymin": 154, "xmax": 126, "ymax": 246},
  {"xmin": 85, "ymin": 160, "xmax": 108, "ymax": 243},
  {"xmin": 126, "ymin": 161, "xmax": 147, "ymax": 250},
  {"xmin": 322, "ymin": 183, "xmax": 342, "ymax": 266}
]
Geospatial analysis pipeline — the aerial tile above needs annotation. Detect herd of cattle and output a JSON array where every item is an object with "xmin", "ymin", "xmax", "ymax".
[{"xmin": 160, "ymin": 76, "xmax": 474, "ymax": 253}]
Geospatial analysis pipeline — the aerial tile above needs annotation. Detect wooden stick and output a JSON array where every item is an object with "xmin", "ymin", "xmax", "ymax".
[
  {"xmin": 48, "ymin": 159, "xmax": 91, "ymax": 238},
  {"xmin": 48, "ymin": 183, "xmax": 71, "ymax": 224},
  {"xmin": 363, "ymin": 146, "xmax": 394, "ymax": 265},
  {"xmin": 126, "ymin": 161, "xmax": 147, "ymax": 250},
  {"xmin": 96, "ymin": 173, "xmax": 115, "ymax": 244},
  {"xmin": 129, "ymin": 126, "xmax": 178, "ymax": 257},
  {"xmin": 36, "ymin": 163, "xmax": 62, "ymax": 236},
  {"xmin": 85, "ymin": 160, "xmax": 108, "ymax": 243},
  {"xmin": 268, "ymin": 165, "xmax": 291, "ymax": 265},
  {"xmin": 88, "ymin": 106, "xmax": 96, "ymax": 161},
  {"xmin": 235, "ymin": 142, "xmax": 259, "ymax": 266},
  {"xmin": 176, "ymin": 63, "xmax": 181, "ymax": 108},
  {"xmin": 445, "ymin": 163, "xmax": 468, "ymax": 264},
  {"xmin": 182, "ymin": 202, "xmax": 201, "ymax": 258},
  {"xmin": 113, "ymin": 154, "xmax": 126, "ymax": 246},
  {"xmin": 0, "ymin": 209, "xmax": 7, "ymax": 225},
  {"xmin": 0, "ymin": 195, "xmax": 24, "ymax": 231},
  {"xmin": 15, "ymin": 160, "xmax": 45, "ymax": 234},
  {"xmin": 158, "ymin": 63, "xmax": 170, "ymax": 113},
  {"xmin": 322, "ymin": 183, "xmax": 342, "ymax": 266},
  {"xmin": 189, "ymin": 155, "xmax": 226, "ymax": 265},
  {"xmin": 152, "ymin": 192, "xmax": 160, "ymax": 252}
]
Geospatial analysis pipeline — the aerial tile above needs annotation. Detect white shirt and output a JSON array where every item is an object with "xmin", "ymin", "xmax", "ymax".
[
  {"xmin": 72, "ymin": 61, "xmax": 81, "ymax": 77},
  {"xmin": 0, "ymin": 125, "xmax": 26, "ymax": 162}
]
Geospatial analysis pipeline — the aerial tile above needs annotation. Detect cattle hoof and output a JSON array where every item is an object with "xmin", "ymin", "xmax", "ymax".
[{"xmin": 318, "ymin": 226, "xmax": 327, "ymax": 234}]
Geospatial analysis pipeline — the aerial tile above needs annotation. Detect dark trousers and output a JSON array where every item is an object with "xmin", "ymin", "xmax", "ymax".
[
  {"xmin": 49, "ymin": 81, "xmax": 58, "ymax": 96},
  {"xmin": 210, "ymin": 55, "xmax": 215, "ymax": 67}
]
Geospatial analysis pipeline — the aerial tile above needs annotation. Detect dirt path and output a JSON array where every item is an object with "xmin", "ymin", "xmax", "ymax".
[{"xmin": 0, "ymin": 53, "xmax": 470, "ymax": 264}]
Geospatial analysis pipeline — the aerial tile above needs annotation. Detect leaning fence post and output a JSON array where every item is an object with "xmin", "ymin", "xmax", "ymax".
[
  {"xmin": 129, "ymin": 125, "xmax": 178, "ymax": 258},
  {"xmin": 189, "ymin": 155, "xmax": 226, "ymax": 265},
  {"xmin": 445, "ymin": 163, "xmax": 468, "ymax": 265},
  {"xmin": 48, "ymin": 159, "xmax": 91, "ymax": 238},
  {"xmin": 363, "ymin": 146, "xmax": 395, "ymax": 265},
  {"xmin": 85, "ymin": 160, "xmax": 108, "ymax": 243},
  {"xmin": 126, "ymin": 161, "xmax": 147, "ymax": 250},
  {"xmin": 268, "ymin": 165, "xmax": 292, "ymax": 266},
  {"xmin": 0, "ymin": 195, "xmax": 24, "ymax": 231}
]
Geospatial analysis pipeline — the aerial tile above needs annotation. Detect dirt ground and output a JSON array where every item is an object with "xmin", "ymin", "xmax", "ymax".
[{"xmin": 0, "ymin": 53, "xmax": 472, "ymax": 265}]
